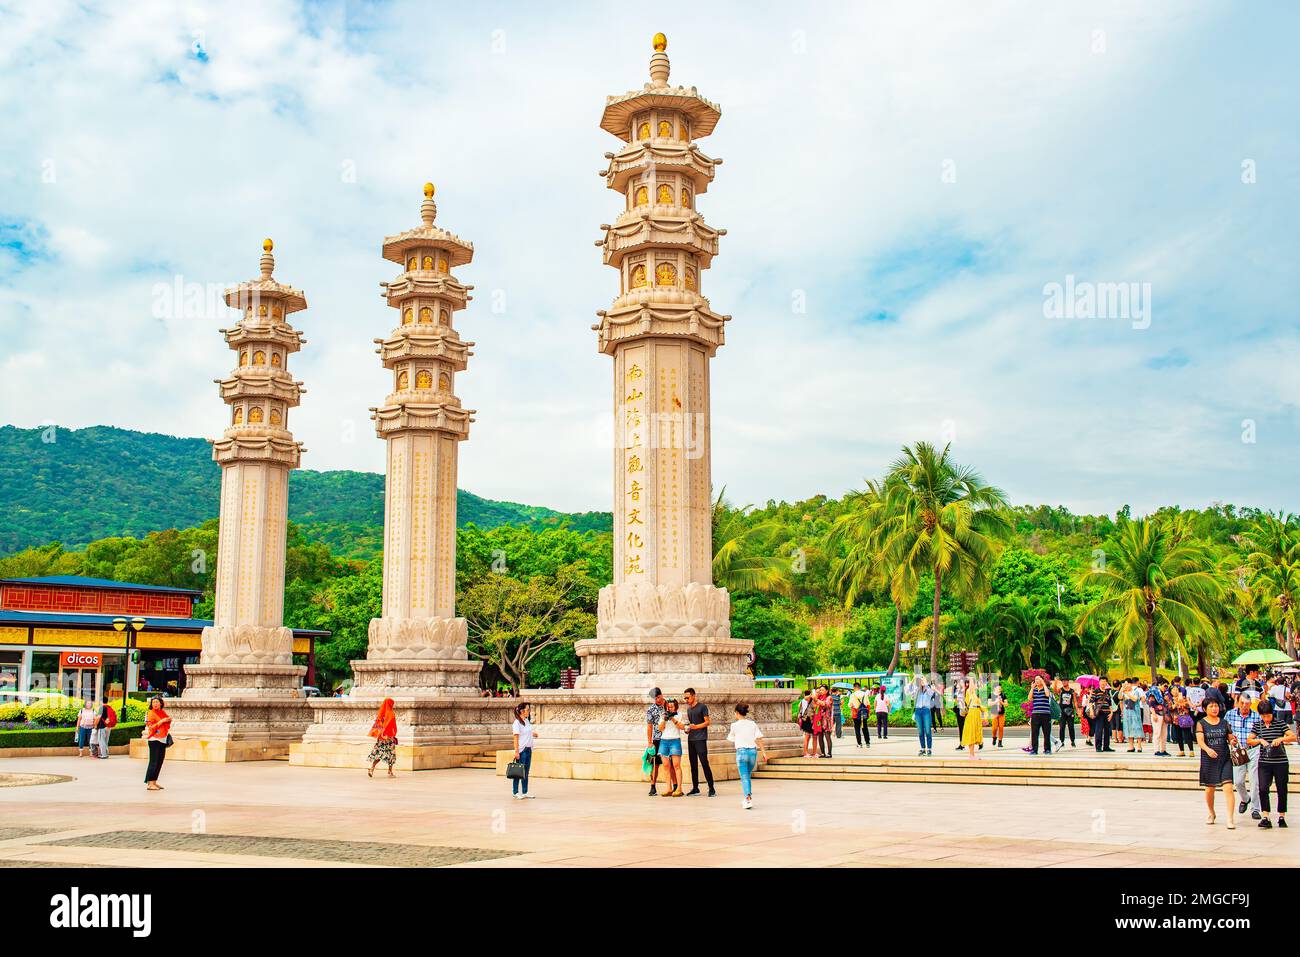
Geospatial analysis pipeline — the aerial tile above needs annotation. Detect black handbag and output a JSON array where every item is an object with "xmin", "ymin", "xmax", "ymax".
[
  {"xmin": 164, "ymin": 734, "xmax": 174, "ymax": 749},
  {"xmin": 505, "ymin": 759, "xmax": 526, "ymax": 779}
]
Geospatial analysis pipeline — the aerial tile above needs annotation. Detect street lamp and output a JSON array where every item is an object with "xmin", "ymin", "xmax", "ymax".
[{"xmin": 111, "ymin": 616, "xmax": 146, "ymax": 706}]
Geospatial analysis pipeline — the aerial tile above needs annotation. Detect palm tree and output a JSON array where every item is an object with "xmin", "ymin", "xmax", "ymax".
[
  {"xmin": 1077, "ymin": 518, "xmax": 1223, "ymax": 684},
  {"xmin": 877, "ymin": 442, "xmax": 1011, "ymax": 677},
  {"xmin": 1241, "ymin": 512, "xmax": 1300, "ymax": 660},
  {"xmin": 711, "ymin": 490, "xmax": 791, "ymax": 595},
  {"xmin": 828, "ymin": 480, "xmax": 913, "ymax": 674}
]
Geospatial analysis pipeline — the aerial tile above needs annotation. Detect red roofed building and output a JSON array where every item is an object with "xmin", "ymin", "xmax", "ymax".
[{"xmin": 0, "ymin": 576, "xmax": 327, "ymax": 701}]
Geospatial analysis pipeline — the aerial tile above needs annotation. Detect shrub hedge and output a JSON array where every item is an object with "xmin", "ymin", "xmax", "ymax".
[
  {"xmin": 0, "ymin": 696, "xmax": 146, "ymax": 728},
  {"xmin": 0, "ymin": 722, "xmax": 145, "ymax": 750}
]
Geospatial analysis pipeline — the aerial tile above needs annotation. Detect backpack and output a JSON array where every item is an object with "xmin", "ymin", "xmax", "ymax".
[{"xmin": 104, "ymin": 705, "xmax": 117, "ymax": 729}]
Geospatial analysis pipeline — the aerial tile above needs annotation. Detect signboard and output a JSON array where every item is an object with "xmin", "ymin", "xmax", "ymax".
[{"xmin": 60, "ymin": 651, "xmax": 102, "ymax": 669}]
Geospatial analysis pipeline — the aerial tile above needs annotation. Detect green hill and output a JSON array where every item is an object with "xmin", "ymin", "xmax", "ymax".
[{"xmin": 0, "ymin": 425, "xmax": 610, "ymax": 557}]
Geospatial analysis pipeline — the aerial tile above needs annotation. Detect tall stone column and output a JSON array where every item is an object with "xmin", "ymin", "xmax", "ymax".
[
  {"xmin": 164, "ymin": 240, "xmax": 313, "ymax": 762},
  {"xmin": 351, "ymin": 183, "xmax": 481, "ymax": 696},
  {"xmin": 291, "ymin": 185, "xmax": 514, "ymax": 770},
  {"xmin": 516, "ymin": 35, "xmax": 799, "ymax": 782},
  {"xmin": 580, "ymin": 32, "xmax": 747, "ymax": 688}
]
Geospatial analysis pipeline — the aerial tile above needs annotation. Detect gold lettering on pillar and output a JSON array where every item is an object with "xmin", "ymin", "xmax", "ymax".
[{"xmin": 624, "ymin": 359, "xmax": 645, "ymax": 577}]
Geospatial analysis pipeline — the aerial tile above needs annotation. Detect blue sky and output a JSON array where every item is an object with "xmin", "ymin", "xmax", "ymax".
[{"xmin": 0, "ymin": 0, "xmax": 1297, "ymax": 515}]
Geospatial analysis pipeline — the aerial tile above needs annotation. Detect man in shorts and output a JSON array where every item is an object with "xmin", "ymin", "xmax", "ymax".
[{"xmin": 646, "ymin": 687, "xmax": 667, "ymax": 796}]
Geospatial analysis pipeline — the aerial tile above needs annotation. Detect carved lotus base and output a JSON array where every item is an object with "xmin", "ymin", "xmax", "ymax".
[
  {"xmin": 574, "ymin": 636, "xmax": 754, "ymax": 689},
  {"xmin": 199, "ymin": 624, "xmax": 295, "ymax": 666},
  {"xmin": 349, "ymin": 658, "xmax": 483, "ymax": 697},
  {"xmin": 289, "ymin": 696, "xmax": 516, "ymax": 770},
  {"xmin": 596, "ymin": 581, "xmax": 731, "ymax": 639},
  {"xmin": 366, "ymin": 615, "xmax": 469, "ymax": 660}
]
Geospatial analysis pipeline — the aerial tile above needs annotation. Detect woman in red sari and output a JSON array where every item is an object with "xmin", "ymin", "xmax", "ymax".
[
  {"xmin": 142, "ymin": 696, "xmax": 171, "ymax": 791},
  {"xmin": 367, "ymin": 698, "xmax": 398, "ymax": 778}
]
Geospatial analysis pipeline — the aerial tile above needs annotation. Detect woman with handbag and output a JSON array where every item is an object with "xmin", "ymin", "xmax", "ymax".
[
  {"xmin": 510, "ymin": 702, "xmax": 537, "ymax": 800},
  {"xmin": 366, "ymin": 697, "xmax": 398, "ymax": 778},
  {"xmin": 1196, "ymin": 698, "xmax": 1236, "ymax": 828},
  {"xmin": 142, "ymin": 696, "xmax": 171, "ymax": 791},
  {"xmin": 1247, "ymin": 699, "xmax": 1295, "ymax": 829}
]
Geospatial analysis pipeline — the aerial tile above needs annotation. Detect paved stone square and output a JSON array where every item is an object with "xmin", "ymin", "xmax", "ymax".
[{"xmin": 0, "ymin": 752, "xmax": 1295, "ymax": 868}]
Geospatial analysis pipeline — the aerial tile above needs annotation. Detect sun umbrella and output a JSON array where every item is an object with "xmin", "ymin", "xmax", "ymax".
[
  {"xmin": 831, "ymin": 682, "xmax": 853, "ymax": 690},
  {"xmin": 1075, "ymin": 674, "xmax": 1100, "ymax": 689},
  {"xmin": 1231, "ymin": 649, "xmax": 1295, "ymax": 666}
]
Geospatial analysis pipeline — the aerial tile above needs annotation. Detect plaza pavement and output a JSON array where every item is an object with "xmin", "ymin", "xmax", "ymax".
[{"xmin": 1, "ymin": 744, "xmax": 1296, "ymax": 868}]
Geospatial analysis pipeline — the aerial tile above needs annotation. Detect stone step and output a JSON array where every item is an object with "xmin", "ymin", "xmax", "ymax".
[
  {"xmin": 462, "ymin": 749, "xmax": 501, "ymax": 770},
  {"xmin": 753, "ymin": 769, "xmax": 1198, "ymax": 789},
  {"xmin": 765, "ymin": 756, "xmax": 1299, "ymax": 776},
  {"xmin": 754, "ymin": 755, "xmax": 1298, "ymax": 790}
]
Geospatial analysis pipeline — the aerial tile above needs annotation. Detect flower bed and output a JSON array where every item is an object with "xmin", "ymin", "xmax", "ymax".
[{"xmin": 0, "ymin": 722, "xmax": 145, "ymax": 749}]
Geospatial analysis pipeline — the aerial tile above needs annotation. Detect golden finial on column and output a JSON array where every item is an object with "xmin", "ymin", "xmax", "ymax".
[
  {"xmin": 649, "ymin": 32, "xmax": 670, "ymax": 86},
  {"xmin": 260, "ymin": 238, "xmax": 275, "ymax": 278},
  {"xmin": 420, "ymin": 182, "xmax": 437, "ymax": 225}
]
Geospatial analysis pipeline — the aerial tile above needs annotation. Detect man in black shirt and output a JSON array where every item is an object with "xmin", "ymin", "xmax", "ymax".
[
  {"xmin": 1091, "ymin": 680, "xmax": 1113, "ymax": 752},
  {"xmin": 683, "ymin": 688, "xmax": 717, "ymax": 797}
]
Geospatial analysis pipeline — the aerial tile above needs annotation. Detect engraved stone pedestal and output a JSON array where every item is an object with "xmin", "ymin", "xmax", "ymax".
[
  {"xmin": 136, "ymin": 662, "xmax": 313, "ymax": 763},
  {"xmin": 503, "ymin": 629, "xmax": 801, "ymax": 782},
  {"xmin": 291, "ymin": 659, "xmax": 512, "ymax": 771},
  {"xmin": 498, "ymin": 685, "xmax": 801, "ymax": 782}
]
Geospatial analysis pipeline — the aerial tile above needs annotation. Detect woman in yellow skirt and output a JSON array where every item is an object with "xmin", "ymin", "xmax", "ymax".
[{"xmin": 960, "ymin": 678, "xmax": 986, "ymax": 760}]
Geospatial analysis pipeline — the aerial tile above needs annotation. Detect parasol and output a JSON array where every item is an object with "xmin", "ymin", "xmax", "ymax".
[{"xmin": 1231, "ymin": 649, "xmax": 1295, "ymax": 667}]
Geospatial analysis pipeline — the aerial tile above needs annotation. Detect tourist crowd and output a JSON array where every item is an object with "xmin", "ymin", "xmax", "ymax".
[{"xmin": 356, "ymin": 665, "xmax": 1300, "ymax": 824}]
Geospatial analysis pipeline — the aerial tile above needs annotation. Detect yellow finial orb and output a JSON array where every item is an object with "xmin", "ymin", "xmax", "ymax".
[
  {"xmin": 423, "ymin": 182, "xmax": 435, "ymax": 198},
  {"xmin": 263, "ymin": 238, "xmax": 273, "ymax": 252},
  {"xmin": 653, "ymin": 32, "xmax": 667, "ymax": 53}
]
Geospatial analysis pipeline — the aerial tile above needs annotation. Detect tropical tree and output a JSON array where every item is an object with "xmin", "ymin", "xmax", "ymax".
[
  {"xmin": 876, "ymin": 442, "xmax": 1011, "ymax": 676},
  {"xmin": 711, "ymin": 491, "xmax": 792, "ymax": 595},
  {"xmin": 828, "ymin": 480, "xmax": 913, "ymax": 674},
  {"xmin": 1241, "ymin": 513, "xmax": 1300, "ymax": 660},
  {"xmin": 1076, "ymin": 518, "xmax": 1223, "ymax": 683},
  {"xmin": 461, "ymin": 561, "xmax": 597, "ymax": 692}
]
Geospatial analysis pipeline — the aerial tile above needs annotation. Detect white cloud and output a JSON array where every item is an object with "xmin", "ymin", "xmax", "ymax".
[{"xmin": 0, "ymin": 0, "xmax": 1296, "ymax": 518}]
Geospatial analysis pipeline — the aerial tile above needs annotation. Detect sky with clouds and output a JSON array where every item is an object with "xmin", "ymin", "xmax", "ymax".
[{"xmin": 1, "ymin": 0, "xmax": 1297, "ymax": 517}]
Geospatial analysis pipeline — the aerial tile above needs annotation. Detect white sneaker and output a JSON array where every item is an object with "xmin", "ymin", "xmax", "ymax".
[
  {"xmin": 513, "ymin": 794, "xmax": 523, "ymax": 800},
  {"xmin": 744, "ymin": 797, "xmax": 753, "ymax": 809},
  {"xmin": 521, "ymin": 794, "xmax": 536, "ymax": 799}
]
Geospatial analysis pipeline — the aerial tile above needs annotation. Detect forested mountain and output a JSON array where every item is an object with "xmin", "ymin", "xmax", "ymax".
[{"xmin": 0, "ymin": 425, "xmax": 610, "ymax": 556}]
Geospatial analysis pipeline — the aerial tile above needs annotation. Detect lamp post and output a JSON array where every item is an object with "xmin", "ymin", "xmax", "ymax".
[{"xmin": 111, "ymin": 616, "xmax": 146, "ymax": 707}]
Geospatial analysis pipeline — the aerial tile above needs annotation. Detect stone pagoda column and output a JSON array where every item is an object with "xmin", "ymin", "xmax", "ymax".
[
  {"xmin": 291, "ymin": 185, "xmax": 514, "ymax": 771},
  {"xmin": 580, "ymin": 32, "xmax": 748, "ymax": 688},
  {"xmin": 515, "ymin": 36, "xmax": 799, "ymax": 783},
  {"xmin": 164, "ymin": 240, "xmax": 313, "ymax": 762},
  {"xmin": 350, "ymin": 183, "xmax": 480, "ymax": 695}
]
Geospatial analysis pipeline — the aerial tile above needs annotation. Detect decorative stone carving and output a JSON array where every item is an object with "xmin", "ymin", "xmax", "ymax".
[
  {"xmin": 596, "ymin": 581, "xmax": 731, "ymax": 639},
  {"xmin": 199, "ymin": 624, "xmax": 294, "ymax": 666},
  {"xmin": 366, "ymin": 615, "xmax": 469, "ymax": 660}
]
